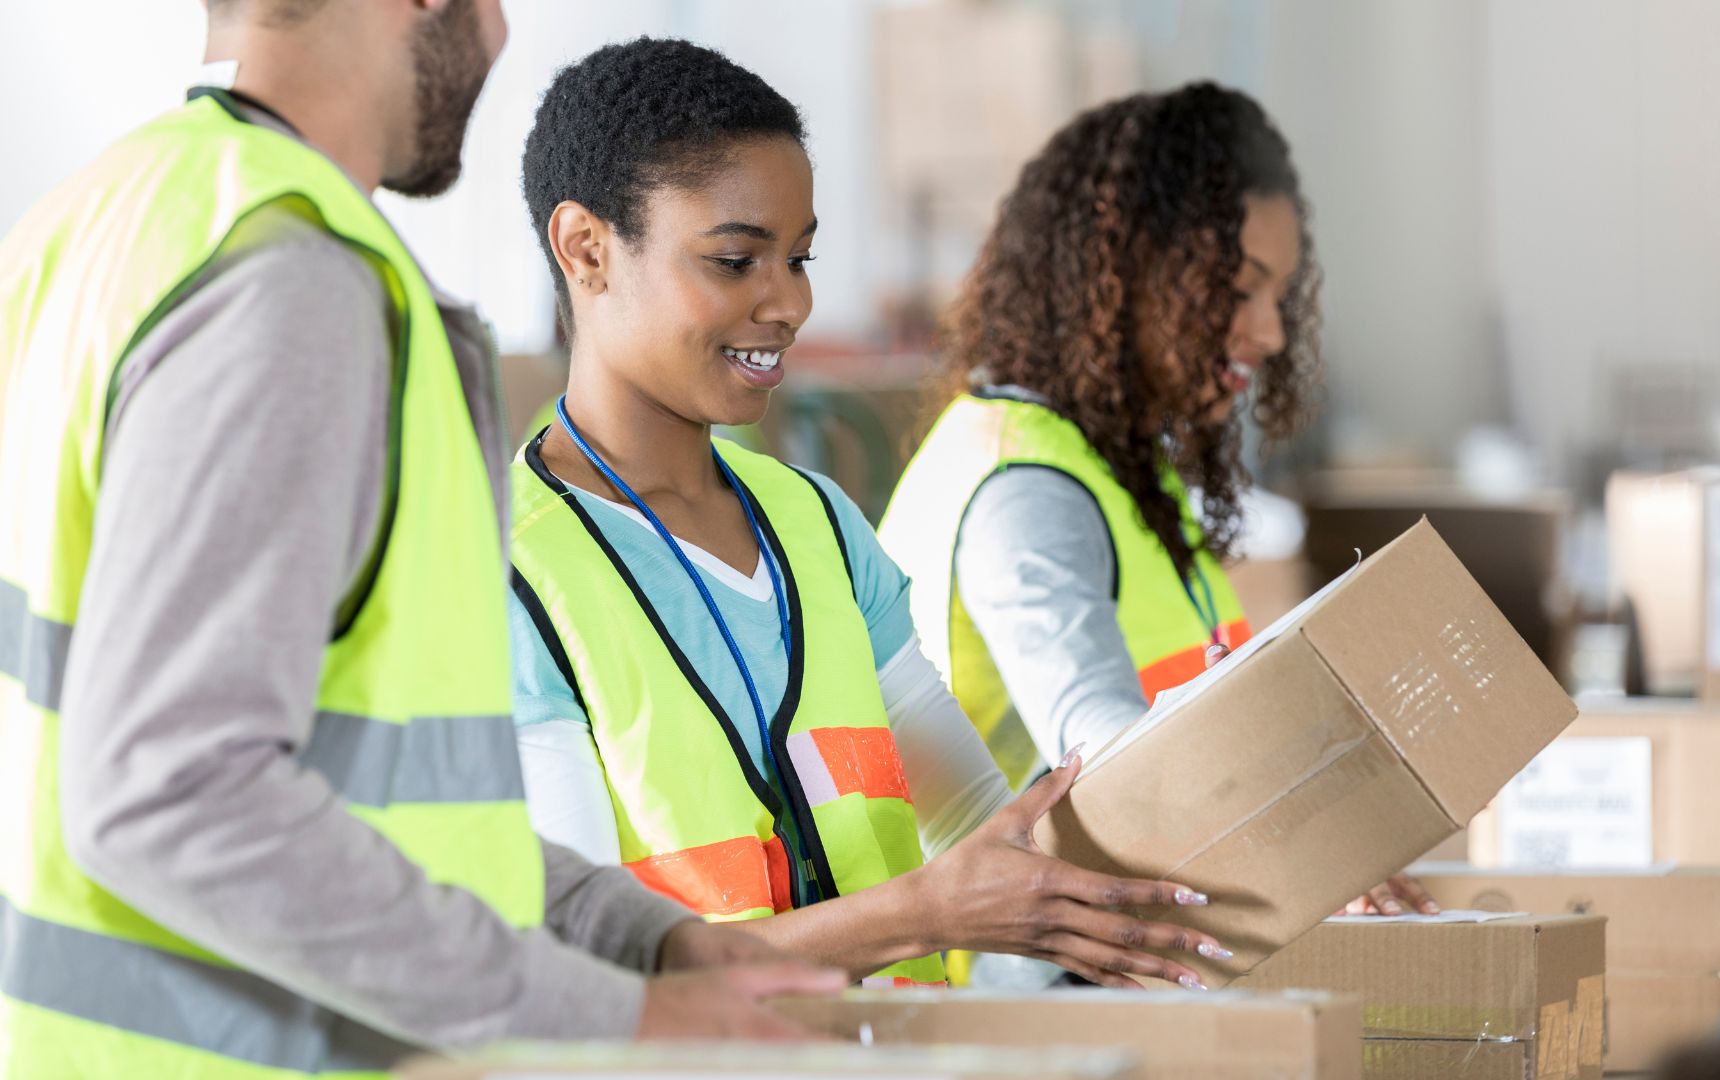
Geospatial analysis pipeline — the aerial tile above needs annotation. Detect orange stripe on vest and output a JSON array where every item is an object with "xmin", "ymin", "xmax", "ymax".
[
  {"xmin": 788, "ymin": 727, "xmax": 914, "ymax": 805},
  {"xmin": 625, "ymin": 834, "xmax": 792, "ymax": 917},
  {"xmin": 1136, "ymin": 619, "xmax": 1252, "ymax": 703}
]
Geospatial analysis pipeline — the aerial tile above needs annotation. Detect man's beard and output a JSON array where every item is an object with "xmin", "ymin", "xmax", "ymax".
[{"xmin": 383, "ymin": 0, "xmax": 488, "ymax": 198}]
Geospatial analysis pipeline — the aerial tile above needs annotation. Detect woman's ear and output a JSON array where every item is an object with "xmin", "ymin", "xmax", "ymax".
[{"xmin": 548, "ymin": 200, "xmax": 611, "ymax": 297}]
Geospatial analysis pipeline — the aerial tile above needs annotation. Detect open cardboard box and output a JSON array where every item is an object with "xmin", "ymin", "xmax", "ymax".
[
  {"xmin": 771, "ymin": 987, "xmax": 1361, "ymax": 1080},
  {"xmin": 1034, "ymin": 519, "xmax": 1577, "ymax": 987}
]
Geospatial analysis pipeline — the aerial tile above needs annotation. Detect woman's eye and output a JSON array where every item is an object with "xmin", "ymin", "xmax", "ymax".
[
  {"xmin": 709, "ymin": 256, "xmax": 755, "ymax": 274},
  {"xmin": 789, "ymin": 254, "xmax": 817, "ymax": 274}
]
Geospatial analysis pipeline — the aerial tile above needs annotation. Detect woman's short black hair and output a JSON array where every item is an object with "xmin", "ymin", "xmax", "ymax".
[{"xmin": 521, "ymin": 37, "xmax": 807, "ymax": 333}]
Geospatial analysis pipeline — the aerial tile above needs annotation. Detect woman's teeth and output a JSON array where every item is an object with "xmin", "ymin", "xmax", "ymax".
[
  {"xmin": 1228, "ymin": 360, "xmax": 1253, "ymax": 382},
  {"xmin": 722, "ymin": 347, "xmax": 781, "ymax": 371}
]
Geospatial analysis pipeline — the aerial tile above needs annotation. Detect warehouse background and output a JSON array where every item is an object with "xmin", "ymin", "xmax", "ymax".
[{"xmin": 4, "ymin": 0, "xmax": 1717, "ymax": 686}]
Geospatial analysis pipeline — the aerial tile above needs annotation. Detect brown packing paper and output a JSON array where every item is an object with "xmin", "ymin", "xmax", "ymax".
[
  {"xmin": 392, "ymin": 1041, "xmax": 1136, "ymax": 1080},
  {"xmin": 770, "ymin": 988, "xmax": 1363, "ymax": 1080},
  {"xmin": 1034, "ymin": 520, "xmax": 1576, "ymax": 986},
  {"xmin": 1237, "ymin": 914, "xmax": 1605, "ymax": 1080}
]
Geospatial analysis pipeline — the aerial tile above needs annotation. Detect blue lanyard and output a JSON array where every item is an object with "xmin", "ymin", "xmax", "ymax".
[
  {"xmin": 553, "ymin": 396, "xmax": 795, "ymax": 791},
  {"xmin": 1182, "ymin": 561, "xmax": 1222, "ymax": 647}
]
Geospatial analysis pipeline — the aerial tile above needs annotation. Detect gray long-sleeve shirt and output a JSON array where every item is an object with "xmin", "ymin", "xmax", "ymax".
[
  {"xmin": 55, "ymin": 102, "xmax": 691, "ymax": 1051},
  {"xmin": 950, "ymin": 387, "xmax": 1153, "ymax": 771}
]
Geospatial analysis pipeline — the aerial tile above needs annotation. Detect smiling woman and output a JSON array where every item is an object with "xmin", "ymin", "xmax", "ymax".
[{"xmin": 503, "ymin": 36, "xmax": 1232, "ymax": 995}]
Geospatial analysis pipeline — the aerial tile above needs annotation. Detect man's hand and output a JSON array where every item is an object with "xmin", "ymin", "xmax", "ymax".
[
  {"xmin": 636, "ymin": 962, "xmax": 848, "ymax": 1040},
  {"xmin": 657, "ymin": 918, "xmax": 786, "ymax": 972}
]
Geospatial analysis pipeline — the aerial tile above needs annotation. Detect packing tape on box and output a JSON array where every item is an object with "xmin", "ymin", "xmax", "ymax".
[
  {"xmin": 1535, "ymin": 976, "xmax": 1605, "ymax": 1078},
  {"xmin": 1359, "ymin": 1005, "xmax": 1528, "ymax": 1040},
  {"xmin": 1358, "ymin": 979, "xmax": 1602, "ymax": 1077}
]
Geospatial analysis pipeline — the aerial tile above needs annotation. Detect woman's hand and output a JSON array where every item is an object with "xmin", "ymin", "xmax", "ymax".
[
  {"xmin": 1336, "ymin": 873, "xmax": 1441, "ymax": 916},
  {"xmin": 904, "ymin": 747, "xmax": 1227, "ymax": 989}
]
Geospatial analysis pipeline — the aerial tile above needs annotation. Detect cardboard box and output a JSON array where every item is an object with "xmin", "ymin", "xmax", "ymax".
[
  {"xmin": 771, "ymin": 988, "xmax": 1362, "ymax": 1080},
  {"xmin": 1605, "ymin": 469, "xmax": 1720, "ymax": 699},
  {"xmin": 1410, "ymin": 866, "xmax": 1720, "ymax": 1072},
  {"xmin": 1467, "ymin": 702, "xmax": 1720, "ymax": 866},
  {"xmin": 1302, "ymin": 484, "xmax": 1569, "ymax": 665},
  {"xmin": 1606, "ymin": 972, "xmax": 1720, "ymax": 1074},
  {"xmin": 394, "ymin": 1041, "xmax": 1135, "ymax": 1080},
  {"xmin": 1237, "ymin": 913, "xmax": 1606, "ymax": 1080},
  {"xmin": 1033, "ymin": 520, "xmax": 1577, "ymax": 987}
]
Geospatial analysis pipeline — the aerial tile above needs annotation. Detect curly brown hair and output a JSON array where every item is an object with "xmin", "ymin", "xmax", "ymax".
[{"xmin": 941, "ymin": 82, "xmax": 1321, "ymax": 579}]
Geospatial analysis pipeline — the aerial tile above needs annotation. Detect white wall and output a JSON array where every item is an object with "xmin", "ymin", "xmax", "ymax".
[
  {"xmin": 0, "ymin": 1, "xmax": 878, "ymax": 354},
  {"xmin": 1484, "ymin": 0, "xmax": 1720, "ymax": 475},
  {"xmin": 0, "ymin": 3, "xmax": 206, "ymax": 236}
]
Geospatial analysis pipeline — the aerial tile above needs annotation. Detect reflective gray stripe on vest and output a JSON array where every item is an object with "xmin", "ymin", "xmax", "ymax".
[
  {"xmin": 0, "ymin": 577, "xmax": 522, "ymax": 807},
  {"xmin": 0, "ymin": 577, "xmax": 73, "ymax": 712},
  {"xmin": 0, "ymin": 895, "xmax": 419, "ymax": 1073},
  {"xmin": 302, "ymin": 711, "xmax": 525, "ymax": 807}
]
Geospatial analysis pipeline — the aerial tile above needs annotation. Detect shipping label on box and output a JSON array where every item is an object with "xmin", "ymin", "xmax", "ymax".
[
  {"xmin": 1494, "ymin": 737, "xmax": 1653, "ymax": 867},
  {"xmin": 1035, "ymin": 520, "xmax": 1577, "ymax": 987}
]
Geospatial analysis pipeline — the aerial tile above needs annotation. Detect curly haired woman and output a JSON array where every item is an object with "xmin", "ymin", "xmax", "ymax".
[{"xmin": 881, "ymin": 84, "xmax": 1435, "ymax": 926}]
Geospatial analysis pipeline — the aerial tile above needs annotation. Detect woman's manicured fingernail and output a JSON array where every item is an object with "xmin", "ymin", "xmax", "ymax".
[
  {"xmin": 1382, "ymin": 901, "xmax": 1403, "ymax": 915},
  {"xmin": 1206, "ymin": 644, "xmax": 1227, "ymax": 661},
  {"xmin": 1426, "ymin": 902, "xmax": 1442, "ymax": 914},
  {"xmin": 1174, "ymin": 889, "xmax": 1208, "ymax": 906},
  {"xmin": 1059, "ymin": 743, "xmax": 1086, "ymax": 769},
  {"xmin": 1197, "ymin": 942, "xmax": 1233, "ymax": 960},
  {"xmin": 1178, "ymin": 974, "xmax": 1208, "ymax": 991}
]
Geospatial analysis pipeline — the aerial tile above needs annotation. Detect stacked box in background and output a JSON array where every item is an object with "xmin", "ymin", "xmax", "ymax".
[
  {"xmin": 1469, "ymin": 702, "xmax": 1720, "ymax": 867},
  {"xmin": 772, "ymin": 989, "xmax": 1362, "ymax": 1080},
  {"xmin": 1237, "ymin": 913, "xmax": 1606, "ymax": 1080},
  {"xmin": 1411, "ymin": 867, "xmax": 1720, "ymax": 1072},
  {"xmin": 1034, "ymin": 520, "xmax": 1577, "ymax": 987},
  {"xmin": 1605, "ymin": 469, "xmax": 1720, "ymax": 701}
]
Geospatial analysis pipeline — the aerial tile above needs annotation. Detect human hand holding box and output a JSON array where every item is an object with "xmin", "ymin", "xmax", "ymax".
[{"xmin": 1032, "ymin": 519, "xmax": 1578, "ymax": 987}]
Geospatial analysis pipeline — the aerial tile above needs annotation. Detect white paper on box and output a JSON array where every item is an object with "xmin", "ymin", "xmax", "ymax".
[
  {"xmin": 1494, "ymin": 736, "xmax": 1653, "ymax": 867},
  {"xmin": 1324, "ymin": 909, "xmax": 1527, "ymax": 925}
]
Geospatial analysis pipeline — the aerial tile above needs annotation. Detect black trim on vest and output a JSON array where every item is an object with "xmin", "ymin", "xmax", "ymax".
[
  {"xmin": 725, "ymin": 468, "xmax": 843, "ymax": 904},
  {"xmin": 187, "ymin": 86, "xmax": 301, "ymax": 137},
  {"xmin": 523, "ymin": 437, "xmax": 832, "ymax": 903},
  {"xmin": 115, "ymin": 96, "xmax": 412, "ymax": 643},
  {"xmin": 509, "ymin": 567, "xmax": 588, "ymax": 716},
  {"xmin": 969, "ymin": 463, "xmax": 1121, "ymax": 601},
  {"xmin": 787, "ymin": 465, "xmax": 856, "ymax": 600}
]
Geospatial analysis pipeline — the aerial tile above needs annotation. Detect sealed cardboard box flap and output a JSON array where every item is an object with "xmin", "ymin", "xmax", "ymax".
[{"xmin": 1298, "ymin": 519, "xmax": 1577, "ymax": 822}]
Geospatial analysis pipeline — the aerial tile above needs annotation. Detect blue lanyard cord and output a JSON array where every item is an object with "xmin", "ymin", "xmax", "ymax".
[
  {"xmin": 1182, "ymin": 561, "xmax": 1222, "ymax": 646},
  {"xmin": 552, "ymin": 396, "xmax": 796, "ymax": 804}
]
